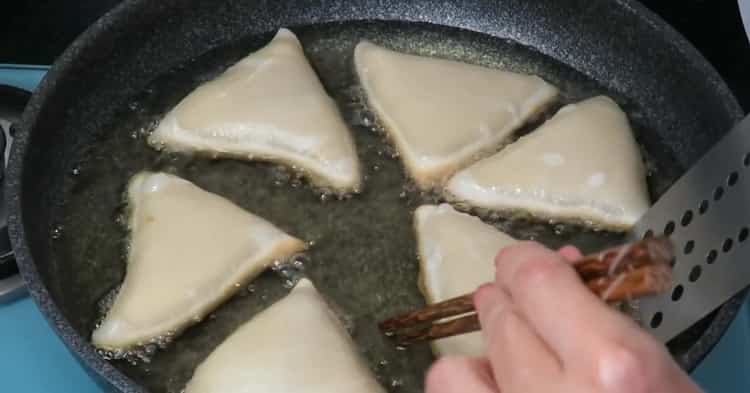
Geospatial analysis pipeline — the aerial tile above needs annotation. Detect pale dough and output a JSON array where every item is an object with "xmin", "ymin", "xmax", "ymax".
[
  {"xmin": 415, "ymin": 204, "xmax": 517, "ymax": 356},
  {"xmin": 92, "ymin": 172, "xmax": 305, "ymax": 350},
  {"xmin": 184, "ymin": 279, "xmax": 386, "ymax": 393},
  {"xmin": 354, "ymin": 41, "xmax": 558, "ymax": 189},
  {"xmin": 446, "ymin": 96, "xmax": 650, "ymax": 230},
  {"xmin": 148, "ymin": 28, "xmax": 361, "ymax": 192}
]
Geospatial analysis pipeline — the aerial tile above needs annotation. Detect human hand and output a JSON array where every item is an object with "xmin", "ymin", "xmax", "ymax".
[{"xmin": 425, "ymin": 241, "xmax": 703, "ymax": 393}]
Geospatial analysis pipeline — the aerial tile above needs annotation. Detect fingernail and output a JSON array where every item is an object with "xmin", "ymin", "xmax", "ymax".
[{"xmin": 557, "ymin": 244, "xmax": 583, "ymax": 261}]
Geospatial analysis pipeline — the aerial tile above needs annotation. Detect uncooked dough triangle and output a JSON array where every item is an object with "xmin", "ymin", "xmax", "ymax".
[
  {"xmin": 355, "ymin": 41, "xmax": 558, "ymax": 189},
  {"xmin": 184, "ymin": 279, "xmax": 386, "ymax": 393},
  {"xmin": 92, "ymin": 172, "xmax": 305, "ymax": 350},
  {"xmin": 415, "ymin": 204, "xmax": 517, "ymax": 356},
  {"xmin": 149, "ymin": 28, "xmax": 362, "ymax": 192},
  {"xmin": 446, "ymin": 96, "xmax": 650, "ymax": 230}
]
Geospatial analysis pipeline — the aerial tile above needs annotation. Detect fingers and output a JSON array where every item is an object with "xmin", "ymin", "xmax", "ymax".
[
  {"xmin": 587, "ymin": 334, "xmax": 704, "ymax": 393},
  {"xmin": 493, "ymin": 242, "xmax": 642, "ymax": 365},
  {"xmin": 425, "ymin": 356, "xmax": 499, "ymax": 393},
  {"xmin": 474, "ymin": 284, "xmax": 561, "ymax": 391},
  {"xmin": 473, "ymin": 242, "xmax": 703, "ymax": 393},
  {"xmin": 473, "ymin": 284, "xmax": 513, "ymax": 345}
]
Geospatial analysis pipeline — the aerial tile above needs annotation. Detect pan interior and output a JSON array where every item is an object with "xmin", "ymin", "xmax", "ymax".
[{"xmin": 51, "ymin": 21, "xmax": 685, "ymax": 392}]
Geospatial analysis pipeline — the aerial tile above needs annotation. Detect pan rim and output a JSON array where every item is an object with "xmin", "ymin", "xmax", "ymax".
[{"xmin": 7, "ymin": 0, "xmax": 745, "ymax": 391}]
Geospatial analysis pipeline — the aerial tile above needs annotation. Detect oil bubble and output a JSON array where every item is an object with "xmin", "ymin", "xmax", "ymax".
[{"xmin": 51, "ymin": 225, "xmax": 64, "ymax": 240}]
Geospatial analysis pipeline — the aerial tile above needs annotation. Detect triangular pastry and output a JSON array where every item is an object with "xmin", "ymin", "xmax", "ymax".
[
  {"xmin": 184, "ymin": 279, "xmax": 386, "ymax": 393},
  {"xmin": 446, "ymin": 96, "xmax": 649, "ymax": 230},
  {"xmin": 415, "ymin": 204, "xmax": 517, "ymax": 356},
  {"xmin": 355, "ymin": 41, "xmax": 558, "ymax": 189},
  {"xmin": 92, "ymin": 172, "xmax": 305, "ymax": 350},
  {"xmin": 149, "ymin": 29, "xmax": 361, "ymax": 192}
]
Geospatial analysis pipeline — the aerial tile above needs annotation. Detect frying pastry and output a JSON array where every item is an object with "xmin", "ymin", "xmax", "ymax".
[
  {"xmin": 92, "ymin": 172, "xmax": 305, "ymax": 350},
  {"xmin": 446, "ymin": 96, "xmax": 650, "ymax": 230},
  {"xmin": 184, "ymin": 279, "xmax": 386, "ymax": 393},
  {"xmin": 415, "ymin": 204, "xmax": 517, "ymax": 356},
  {"xmin": 354, "ymin": 41, "xmax": 558, "ymax": 189},
  {"xmin": 148, "ymin": 28, "xmax": 361, "ymax": 192}
]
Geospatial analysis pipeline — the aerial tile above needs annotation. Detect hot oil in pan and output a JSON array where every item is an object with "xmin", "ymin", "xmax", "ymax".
[{"xmin": 55, "ymin": 21, "xmax": 667, "ymax": 393}]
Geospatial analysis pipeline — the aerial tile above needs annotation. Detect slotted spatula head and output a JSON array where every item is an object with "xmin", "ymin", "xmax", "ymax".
[{"xmin": 631, "ymin": 114, "xmax": 750, "ymax": 343}]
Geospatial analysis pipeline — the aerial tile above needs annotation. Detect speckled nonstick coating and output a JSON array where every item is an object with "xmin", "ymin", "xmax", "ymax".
[{"xmin": 7, "ymin": 0, "xmax": 745, "ymax": 392}]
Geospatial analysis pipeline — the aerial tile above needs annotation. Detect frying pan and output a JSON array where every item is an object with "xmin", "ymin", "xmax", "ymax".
[{"xmin": 6, "ymin": 0, "xmax": 747, "ymax": 392}]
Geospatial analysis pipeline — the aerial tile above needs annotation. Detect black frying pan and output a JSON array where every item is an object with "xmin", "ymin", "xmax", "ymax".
[{"xmin": 7, "ymin": 0, "xmax": 747, "ymax": 392}]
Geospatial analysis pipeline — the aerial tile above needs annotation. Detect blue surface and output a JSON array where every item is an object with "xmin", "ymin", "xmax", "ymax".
[
  {"xmin": 0, "ymin": 65, "xmax": 103, "ymax": 392},
  {"xmin": 0, "ymin": 297, "xmax": 103, "ymax": 392},
  {"xmin": 0, "ymin": 64, "xmax": 49, "ymax": 92},
  {"xmin": 2, "ymin": 295, "xmax": 748, "ymax": 393},
  {"xmin": 1, "ymin": 66, "xmax": 749, "ymax": 392},
  {"xmin": 693, "ymin": 301, "xmax": 750, "ymax": 393}
]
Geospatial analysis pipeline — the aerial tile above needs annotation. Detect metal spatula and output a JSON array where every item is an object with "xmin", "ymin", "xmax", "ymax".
[{"xmin": 631, "ymin": 114, "xmax": 750, "ymax": 343}]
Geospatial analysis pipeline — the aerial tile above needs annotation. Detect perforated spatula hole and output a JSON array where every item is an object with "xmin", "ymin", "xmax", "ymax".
[
  {"xmin": 728, "ymin": 171, "xmax": 739, "ymax": 186},
  {"xmin": 650, "ymin": 312, "xmax": 663, "ymax": 328},
  {"xmin": 698, "ymin": 200, "xmax": 709, "ymax": 215},
  {"xmin": 664, "ymin": 221, "xmax": 675, "ymax": 236},
  {"xmin": 723, "ymin": 238, "xmax": 734, "ymax": 253},
  {"xmin": 689, "ymin": 266, "xmax": 702, "ymax": 282},
  {"xmin": 671, "ymin": 285, "xmax": 684, "ymax": 301},
  {"xmin": 739, "ymin": 228, "xmax": 749, "ymax": 243},
  {"xmin": 706, "ymin": 249, "xmax": 718, "ymax": 264},
  {"xmin": 681, "ymin": 210, "xmax": 693, "ymax": 226},
  {"xmin": 713, "ymin": 186, "xmax": 725, "ymax": 201},
  {"xmin": 683, "ymin": 240, "xmax": 695, "ymax": 254}
]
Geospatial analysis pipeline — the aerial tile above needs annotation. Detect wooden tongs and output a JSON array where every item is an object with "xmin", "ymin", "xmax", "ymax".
[{"xmin": 379, "ymin": 237, "xmax": 674, "ymax": 345}]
